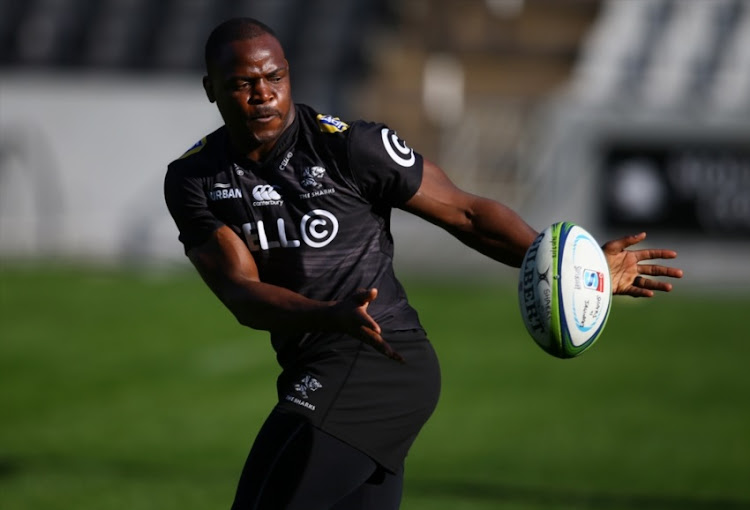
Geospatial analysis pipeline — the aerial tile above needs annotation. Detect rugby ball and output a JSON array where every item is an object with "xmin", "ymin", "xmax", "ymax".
[{"xmin": 518, "ymin": 222, "xmax": 612, "ymax": 358}]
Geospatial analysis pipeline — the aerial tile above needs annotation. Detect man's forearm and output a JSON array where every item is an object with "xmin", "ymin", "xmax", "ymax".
[
  {"xmin": 219, "ymin": 278, "xmax": 334, "ymax": 332},
  {"xmin": 451, "ymin": 197, "xmax": 538, "ymax": 268}
]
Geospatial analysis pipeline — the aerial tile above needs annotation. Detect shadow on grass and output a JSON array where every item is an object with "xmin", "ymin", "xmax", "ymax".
[
  {"xmin": 406, "ymin": 478, "xmax": 750, "ymax": 510},
  {"xmin": 0, "ymin": 455, "xmax": 232, "ymax": 481}
]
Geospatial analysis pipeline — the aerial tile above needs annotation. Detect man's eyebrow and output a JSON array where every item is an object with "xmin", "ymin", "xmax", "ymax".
[
  {"xmin": 230, "ymin": 66, "xmax": 288, "ymax": 80},
  {"xmin": 266, "ymin": 65, "xmax": 288, "ymax": 75}
]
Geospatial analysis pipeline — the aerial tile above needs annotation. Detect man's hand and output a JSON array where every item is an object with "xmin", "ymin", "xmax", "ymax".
[
  {"xmin": 603, "ymin": 232, "xmax": 684, "ymax": 297},
  {"xmin": 330, "ymin": 288, "xmax": 404, "ymax": 363}
]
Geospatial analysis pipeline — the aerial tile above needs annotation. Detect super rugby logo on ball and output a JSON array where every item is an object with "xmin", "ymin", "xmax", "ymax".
[{"xmin": 518, "ymin": 222, "xmax": 612, "ymax": 358}]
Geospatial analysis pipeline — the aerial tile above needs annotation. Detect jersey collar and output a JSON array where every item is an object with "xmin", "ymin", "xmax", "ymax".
[{"xmin": 228, "ymin": 108, "xmax": 300, "ymax": 171}]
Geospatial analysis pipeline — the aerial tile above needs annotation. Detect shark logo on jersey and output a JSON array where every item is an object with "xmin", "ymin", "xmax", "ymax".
[
  {"xmin": 293, "ymin": 374, "xmax": 323, "ymax": 399},
  {"xmin": 317, "ymin": 114, "xmax": 349, "ymax": 133},
  {"xmin": 300, "ymin": 166, "xmax": 326, "ymax": 190},
  {"xmin": 284, "ymin": 373, "xmax": 323, "ymax": 411},
  {"xmin": 209, "ymin": 182, "xmax": 242, "ymax": 201},
  {"xmin": 381, "ymin": 128, "xmax": 415, "ymax": 167},
  {"xmin": 299, "ymin": 166, "xmax": 336, "ymax": 199}
]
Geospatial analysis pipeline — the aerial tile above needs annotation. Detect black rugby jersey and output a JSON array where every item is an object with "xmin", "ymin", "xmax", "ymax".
[
  {"xmin": 165, "ymin": 104, "xmax": 441, "ymax": 472},
  {"xmin": 164, "ymin": 104, "xmax": 425, "ymax": 365}
]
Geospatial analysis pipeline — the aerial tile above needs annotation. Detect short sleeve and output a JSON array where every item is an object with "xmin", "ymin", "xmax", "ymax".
[
  {"xmin": 164, "ymin": 164, "xmax": 225, "ymax": 253},
  {"xmin": 347, "ymin": 121, "xmax": 424, "ymax": 206}
]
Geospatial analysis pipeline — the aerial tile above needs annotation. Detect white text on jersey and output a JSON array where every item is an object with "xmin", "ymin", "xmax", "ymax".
[
  {"xmin": 252, "ymin": 185, "xmax": 283, "ymax": 206},
  {"xmin": 241, "ymin": 209, "xmax": 339, "ymax": 251},
  {"xmin": 209, "ymin": 183, "xmax": 242, "ymax": 201}
]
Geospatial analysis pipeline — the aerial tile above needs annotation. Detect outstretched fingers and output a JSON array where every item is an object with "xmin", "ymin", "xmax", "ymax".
[
  {"xmin": 633, "ymin": 248, "xmax": 679, "ymax": 263},
  {"xmin": 628, "ymin": 262, "xmax": 683, "ymax": 295},
  {"xmin": 637, "ymin": 262, "xmax": 684, "ymax": 280},
  {"xmin": 633, "ymin": 275, "xmax": 671, "ymax": 294},
  {"xmin": 604, "ymin": 232, "xmax": 684, "ymax": 297},
  {"xmin": 602, "ymin": 232, "xmax": 648, "ymax": 254}
]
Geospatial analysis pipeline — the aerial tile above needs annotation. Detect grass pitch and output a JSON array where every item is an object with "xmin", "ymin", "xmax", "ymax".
[{"xmin": 1, "ymin": 263, "xmax": 749, "ymax": 510}]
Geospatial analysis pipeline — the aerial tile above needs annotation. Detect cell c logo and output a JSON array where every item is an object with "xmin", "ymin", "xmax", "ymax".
[
  {"xmin": 301, "ymin": 209, "xmax": 339, "ymax": 248},
  {"xmin": 381, "ymin": 128, "xmax": 415, "ymax": 167}
]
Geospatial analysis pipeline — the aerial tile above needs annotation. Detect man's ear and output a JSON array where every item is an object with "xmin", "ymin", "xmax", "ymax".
[{"xmin": 202, "ymin": 75, "xmax": 216, "ymax": 103}]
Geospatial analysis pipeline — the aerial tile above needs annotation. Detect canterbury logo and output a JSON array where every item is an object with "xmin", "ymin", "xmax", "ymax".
[{"xmin": 252, "ymin": 184, "xmax": 282, "ymax": 203}]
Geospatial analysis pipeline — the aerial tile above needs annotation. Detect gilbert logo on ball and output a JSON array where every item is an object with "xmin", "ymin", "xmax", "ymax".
[{"xmin": 518, "ymin": 222, "xmax": 612, "ymax": 358}]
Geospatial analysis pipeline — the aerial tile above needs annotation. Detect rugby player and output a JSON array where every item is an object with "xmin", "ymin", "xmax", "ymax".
[{"xmin": 164, "ymin": 17, "xmax": 683, "ymax": 510}]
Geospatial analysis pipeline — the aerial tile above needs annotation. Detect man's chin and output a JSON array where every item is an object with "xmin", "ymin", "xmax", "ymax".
[{"xmin": 246, "ymin": 117, "xmax": 284, "ymax": 138}]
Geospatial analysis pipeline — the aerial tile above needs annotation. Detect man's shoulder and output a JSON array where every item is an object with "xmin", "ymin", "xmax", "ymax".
[
  {"xmin": 296, "ymin": 104, "xmax": 387, "ymax": 153},
  {"xmin": 167, "ymin": 126, "xmax": 226, "ymax": 177},
  {"xmin": 295, "ymin": 104, "xmax": 348, "ymax": 135}
]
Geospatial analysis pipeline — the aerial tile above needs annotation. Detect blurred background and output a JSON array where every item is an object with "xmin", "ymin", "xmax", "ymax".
[
  {"xmin": 1, "ymin": 0, "xmax": 749, "ymax": 284},
  {"xmin": 2, "ymin": 1, "xmax": 750, "ymax": 510}
]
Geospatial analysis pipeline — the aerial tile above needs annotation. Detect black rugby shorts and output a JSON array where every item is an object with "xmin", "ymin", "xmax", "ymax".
[{"xmin": 230, "ymin": 409, "xmax": 404, "ymax": 510}]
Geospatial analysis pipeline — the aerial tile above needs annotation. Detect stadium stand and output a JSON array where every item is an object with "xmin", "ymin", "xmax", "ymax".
[
  {"xmin": 3, "ymin": 0, "xmax": 749, "ymax": 128},
  {"xmin": 0, "ymin": 0, "xmax": 389, "ymax": 113},
  {"xmin": 571, "ymin": 0, "xmax": 750, "ymax": 113}
]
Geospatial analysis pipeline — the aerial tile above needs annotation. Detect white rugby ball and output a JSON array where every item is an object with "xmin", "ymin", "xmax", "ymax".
[{"xmin": 518, "ymin": 222, "xmax": 612, "ymax": 358}]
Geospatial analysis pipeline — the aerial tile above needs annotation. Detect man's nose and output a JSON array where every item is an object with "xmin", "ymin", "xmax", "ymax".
[{"xmin": 249, "ymin": 79, "xmax": 272, "ymax": 103}]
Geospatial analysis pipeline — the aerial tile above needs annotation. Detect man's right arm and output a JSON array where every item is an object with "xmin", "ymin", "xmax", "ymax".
[{"xmin": 187, "ymin": 225, "xmax": 403, "ymax": 361}]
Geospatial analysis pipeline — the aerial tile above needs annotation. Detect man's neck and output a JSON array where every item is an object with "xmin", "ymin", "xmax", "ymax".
[{"xmin": 228, "ymin": 105, "xmax": 297, "ymax": 164}]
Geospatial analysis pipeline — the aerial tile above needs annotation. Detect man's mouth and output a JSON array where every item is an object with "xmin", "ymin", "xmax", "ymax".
[{"xmin": 249, "ymin": 110, "xmax": 278, "ymax": 122}]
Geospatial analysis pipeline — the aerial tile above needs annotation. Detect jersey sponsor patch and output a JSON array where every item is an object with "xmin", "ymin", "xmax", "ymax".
[
  {"xmin": 179, "ymin": 137, "xmax": 207, "ymax": 159},
  {"xmin": 252, "ymin": 184, "xmax": 283, "ymax": 206},
  {"xmin": 241, "ymin": 208, "xmax": 339, "ymax": 251},
  {"xmin": 209, "ymin": 182, "xmax": 242, "ymax": 201},
  {"xmin": 317, "ymin": 114, "xmax": 349, "ymax": 133},
  {"xmin": 381, "ymin": 128, "xmax": 415, "ymax": 167}
]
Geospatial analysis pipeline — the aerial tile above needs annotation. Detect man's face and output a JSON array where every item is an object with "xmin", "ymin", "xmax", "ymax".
[{"xmin": 203, "ymin": 33, "xmax": 294, "ymax": 157}]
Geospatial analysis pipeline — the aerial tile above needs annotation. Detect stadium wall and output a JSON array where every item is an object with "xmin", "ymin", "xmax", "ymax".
[{"xmin": 0, "ymin": 73, "xmax": 221, "ymax": 262}]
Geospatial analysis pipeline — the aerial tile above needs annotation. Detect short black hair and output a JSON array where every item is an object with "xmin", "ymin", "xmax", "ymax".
[{"xmin": 204, "ymin": 17, "xmax": 279, "ymax": 72}]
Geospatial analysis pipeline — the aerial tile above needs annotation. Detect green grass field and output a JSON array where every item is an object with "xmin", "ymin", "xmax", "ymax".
[{"xmin": 1, "ymin": 263, "xmax": 749, "ymax": 510}]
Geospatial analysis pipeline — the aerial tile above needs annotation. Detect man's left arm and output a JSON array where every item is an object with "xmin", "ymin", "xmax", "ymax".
[{"xmin": 403, "ymin": 159, "xmax": 683, "ymax": 296}]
